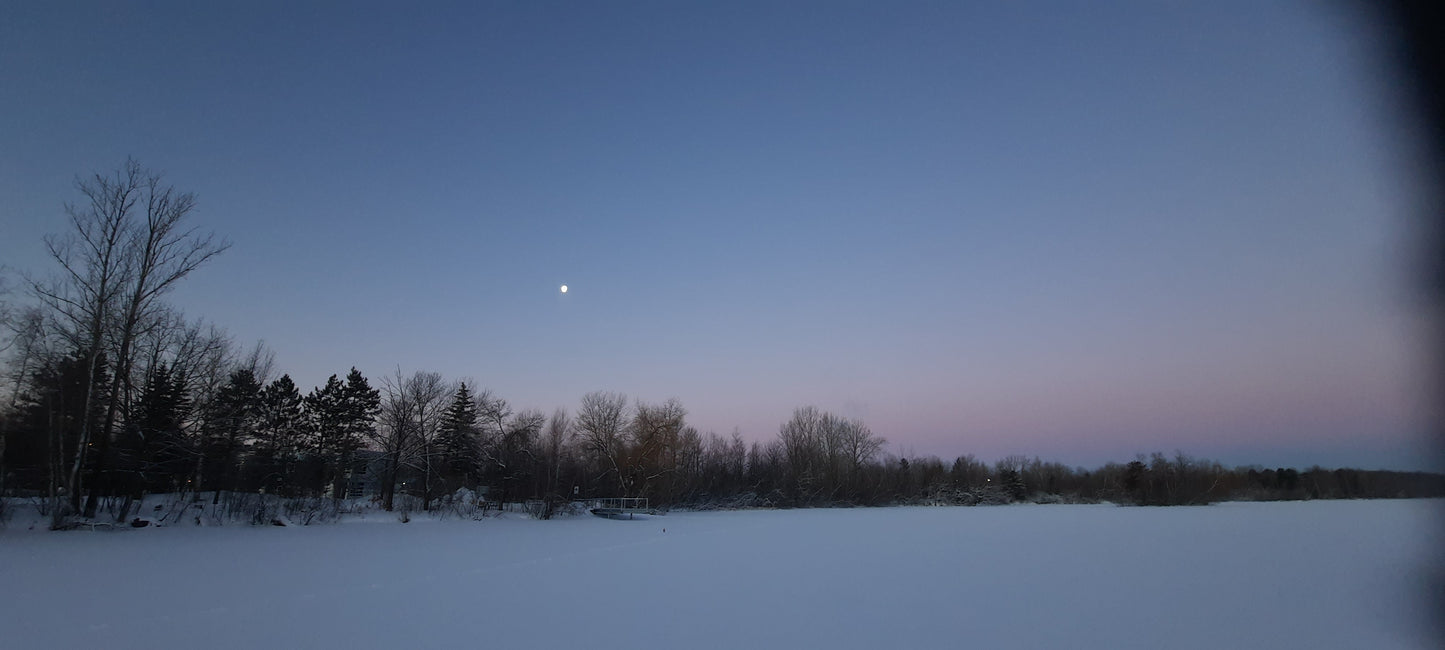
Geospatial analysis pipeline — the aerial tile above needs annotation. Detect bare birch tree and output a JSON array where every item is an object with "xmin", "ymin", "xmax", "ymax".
[
  {"xmin": 28, "ymin": 160, "xmax": 227, "ymax": 518},
  {"xmin": 29, "ymin": 164, "xmax": 136, "ymax": 516},
  {"xmin": 85, "ymin": 160, "xmax": 228, "ymax": 516}
]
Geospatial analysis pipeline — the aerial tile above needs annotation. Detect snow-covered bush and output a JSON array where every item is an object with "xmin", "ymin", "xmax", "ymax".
[
  {"xmin": 434, "ymin": 488, "xmax": 485, "ymax": 520},
  {"xmin": 523, "ymin": 495, "xmax": 573, "ymax": 520},
  {"xmin": 282, "ymin": 497, "xmax": 341, "ymax": 525}
]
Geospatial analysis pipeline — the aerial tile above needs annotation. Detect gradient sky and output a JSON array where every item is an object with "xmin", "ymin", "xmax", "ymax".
[{"xmin": 0, "ymin": 1, "xmax": 1432, "ymax": 470}]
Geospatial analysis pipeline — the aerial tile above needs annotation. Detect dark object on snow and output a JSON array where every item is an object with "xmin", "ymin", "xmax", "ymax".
[
  {"xmin": 129, "ymin": 518, "xmax": 149, "ymax": 528},
  {"xmin": 271, "ymin": 518, "xmax": 286, "ymax": 527},
  {"xmin": 587, "ymin": 497, "xmax": 662, "ymax": 519}
]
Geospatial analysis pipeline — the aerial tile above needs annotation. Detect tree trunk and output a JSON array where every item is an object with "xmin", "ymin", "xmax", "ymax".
[
  {"xmin": 332, "ymin": 450, "xmax": 352, "ymax": 502},
  {"xmin": 381, "ymin": 455, "xmax": 398, "ymax": 511},
  {"xmin": 66, "ymin": 340, "xmax": 103, "ymax": 515}
]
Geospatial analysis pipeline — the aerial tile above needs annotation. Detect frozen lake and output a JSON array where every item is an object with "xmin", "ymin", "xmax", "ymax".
[{"xmin": 1, "ymin": 500, "xmax": 1438, "ymax": 649}]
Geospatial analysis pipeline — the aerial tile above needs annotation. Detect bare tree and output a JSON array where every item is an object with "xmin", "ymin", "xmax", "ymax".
[
  {"xmin": 671, "ymin": 426, "xmax": 703, "ymax": 502},
  {"xmin": 0, "ymin": 269, "xmax": 15, "ymax": 355},
  {"xmin": 539, "ymin": 408, "xmax": 570, "ymax": 497},
  {"xmin": 152, "ymin": 317, "xmax": 230, "ymax": 498},
  {"xmin": 697, "ymin": 429, "xmax": 748, "ymax": 498},
  {"xmin": 573, "ymin": 391, "xmax": 630, "ymax": 496},
  {"xmin": 500, "ymin": 408, "xmax": 544, "ymax": 500},
  {"xmin": 26, "ymin": 160, "xmax": 228, "ymax": 518},
  {"xmin": 29, "ymin": 162, "xmax": 137, "ymax": 516},
  {"xmin": 82, "ymin": 160, "xmax": 228, "ymax": 516},
  {"xmin": 372, "ymin": 370, "xmax": 449, "ymax": 510},
  {"xmin": 373, "ymin": 372, "xmax": 416, "ymax": 511},
  {"xmin": 837, "ymin": 416, "xmax": 885, "ymax": 493},
  {"xmin": 236, "ymin": 341, "xmax": 276, "ymax": 386},
  {"xmin": 475, "ymin": 387, "xmax": 511, "ymax": 472},
  {"xmin": 778, "ymin": 405, "xmax": 825, "ymax": 499},
  {"xmin": 775, "ymin": 406, "xmax": 885, "ymax": 504},
  {"xmin": 630, "ymin": 398, "xmax": 686, "ymax": 502},
  {"xmin": 173, "ymin": 322, "xmax": 234, "ymax": 494},
  {"xmin": 407, "ymin": 371, "xmax": 451, "ymax": 509},
  {"xmin": 2, "ymin": 307, "xmax": 49, "ymax": 412}
]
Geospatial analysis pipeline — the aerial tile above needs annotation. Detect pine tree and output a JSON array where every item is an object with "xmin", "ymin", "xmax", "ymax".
[
  {"xmin": 3, "ymin": 350, "xmax": 108, "ymax": 510},
  {"xmin": 1124, "ymin": 460, "xmax": 1146, "ymax": 504},
  {"xmin": 304, "ymin": 374, "xmax": 347, "ymax": 497},
  {"xmin": 305, "ymin": 369, "xmax": 380, "ymax": 498},
  {"xmin": 202, "ymin": 369, "xmax": 261, "ymax": 500},
  {"xmin": 999, "ymin": 467, "xmax": 1027, "ymax": 501},
  {"xmin": 338, "ymin": 368, "xmax": 379, "ymax": 497},
  {"xmin": 254, "ymin": 374, "xmax": 304, "ymax": 494},
  {"xmin": 125, "ymin": 363, "xmax": 192, "ymax": 492},
  {"xmin": 436, "ymin": 382, "xmax": 480, "ymax": 492},
  {"xmin": 341, "ymin": 368, "xmax": 380, "ymax": 451}
]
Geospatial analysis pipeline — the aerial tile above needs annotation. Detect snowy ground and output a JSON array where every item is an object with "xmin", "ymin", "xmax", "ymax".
[{"xmin": 1, "ymin": 500, "xmax": 1439, "ymax": 649}]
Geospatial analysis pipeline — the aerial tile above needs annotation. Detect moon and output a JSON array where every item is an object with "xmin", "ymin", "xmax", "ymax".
[{"xmin": 560, "ymin": 285, "xmax": 568, "ymax": 294}]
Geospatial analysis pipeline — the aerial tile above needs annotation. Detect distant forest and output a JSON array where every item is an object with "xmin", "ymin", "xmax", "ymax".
[{"xmin": 3, "ymin": 161, "xmax": 1442, "ymax": 529}]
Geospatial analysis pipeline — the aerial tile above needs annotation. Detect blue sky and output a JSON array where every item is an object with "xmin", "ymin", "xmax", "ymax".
[{"xmin": 1, "ymin": 1, "xmax": 1431, "ymax": 469}]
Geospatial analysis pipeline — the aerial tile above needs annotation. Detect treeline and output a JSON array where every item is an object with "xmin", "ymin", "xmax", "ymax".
[
  {"xmin": 4, "ymin": 349, "xmax": 1442, "ymax": 518},
  {"xmin": 2, "ymin": 161, "xmax": 1442, "ymax": 528},
  {"xmin": 908, "ymin": 452, "xmax": 1445, "ymax": 507},
  {"xmin": 4, "ymin": 355, "xmax": 1442, "ymax": 520}
]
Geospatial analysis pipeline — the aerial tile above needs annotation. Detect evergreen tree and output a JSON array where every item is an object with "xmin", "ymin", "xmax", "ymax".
[
  {"xmin": 1124, "ymin": 460, "xmax": 1146, "ymax": 504},
  {"xmin": 304, "ymin": 374, "xmax": 347, "ymax": 496},
  {"xmin": 2, "ymin": 351, "xmax": 107, "ymax": 502},
  {"xmin": 254, "ymin": 374, "xmax": 304, "ymax": 494},
  {"xmin": 123, "ymin": 363, "xmax": 192, "ymax": 492},
  {"xmin": 201, "ymin": 368, "xmax": 261, "ymax": 499},
  {"xmin": 998, "ymin": 467, "xmax": 1027, "ymax": 501},
  {"xmin": 436, "ymin": 382, "xmax": 480, "ymax": 492},
  {"xmin": 305, "ymin": 368, "xmax": 379, "ymax": 498},
  {"xmin": 338, "ymin": 368, "xmax": 380, "ymax": 497},
  {"xmin": 341, "ymin": 368, "xmax": 380, "ymax": 450}
]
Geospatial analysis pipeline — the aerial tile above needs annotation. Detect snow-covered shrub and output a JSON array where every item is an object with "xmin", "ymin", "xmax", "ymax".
[
  {"xmin": 434, "ymin": 489, "xmax": 485, "ymax": 520},
  {"xmin": 283, "ymin": 497, "xmax": 340, "ymax": 525},
  {"xmin": 553, "ymin": 500, "xmax": 589, "ymax": 517},
  {"xmin": 523, "ymin": 496, "xmax": 571, "ymax": 520}
]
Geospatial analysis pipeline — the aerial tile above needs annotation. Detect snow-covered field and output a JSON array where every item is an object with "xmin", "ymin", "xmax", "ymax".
[{"xmin": 1, "ymin": 500, "xmax": 1439, "ymax": 649}]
